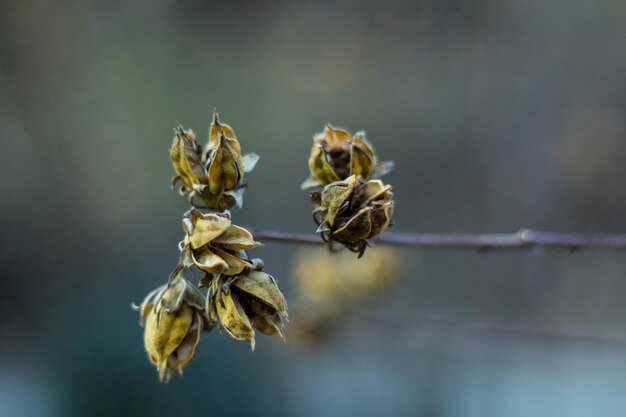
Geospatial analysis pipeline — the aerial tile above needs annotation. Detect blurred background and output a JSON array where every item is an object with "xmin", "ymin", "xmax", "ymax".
[{"xmin": 2, "ymin": 0, "xmax": 626, "ymax": 416}]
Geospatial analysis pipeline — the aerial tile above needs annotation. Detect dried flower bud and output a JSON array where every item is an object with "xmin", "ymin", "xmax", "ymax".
[
  {"xmin": 170, "ymin": 125, "xmax": 207, "ymax": 193},
  {"xmin": 293, "ymin": 247, "xmax": 401, "ymax": 306},
  {"xmin": 170, "ymin": 111, "xmax": 259, "ymax": 211},
  {"xmin": 302, "ymin": 124, "xmax": 393, "ymax": 189},
  {"xmin": 288, "ymin": 247, "xmax": 404, "ymax": 348},
  {"xmin": 134, "ymin": 273, "xmax": 207, "ymax": 382},
  {"xmin": 206, "ymin": 271, "xmax": 288, "ymax": 350},
  {"xmin": 311, "ymin": 175, "xmax": 394, "ymax": 256},
  {"xmin": 180, "ymin": 208, "xmax": 261, "ymax": 276}
]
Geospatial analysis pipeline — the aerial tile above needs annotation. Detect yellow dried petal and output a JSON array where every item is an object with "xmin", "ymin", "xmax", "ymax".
[
  {"xmin": 368, "ymin": 201, "xmax": 394, "ymax": 238},
  {"xmin": 332, "ymin": 207, "xmax": 373, "ymax": 243},
  {"xmin": 143, "ymin": 309, "xmax": 159, "ymax": 366},
  {"xmin": 161, "ymin": 278, "xmax": 206, "ymax": 312},
  {"xmin": 351, "ymin": 131, "xmax": 376, "ymax": 160},
  {"xmin": 207, "ymin": 134, "xmax": 243, "ymax": 194},
  {"xmin": 216, "ymin": 291, "xmax": 255, "ymax": 350},
  {"xmin": 135, "ymin": 285, "xmax": 166, "ymax": 324},
  {"xmin": 191, "ymin": 249, "xmax": 229, "ymax": 275},
  {"xmin": 212, "ymin": 248, "xmax": 252, "ymax": 276},
  {"xmin": 185, "ymin": 213, "xmax": 232, "ymax": 249},
  {"xmin": 308, "ymin": 145, "xmax": 340, "ymax": 186},
  {"xmin": 353, "ymin": 180, "xmax": 393, "ymax": 207},
  {"xmin": 155, "ymin": 304, "xmax": 193, "ymax": 365},
  {"xmin": 319, "ymin": 124, "xmax": 351, "ymax": 145},
  {"xmin": 205, "ymin": 278, "xmax": 220, "ymax": 322},
  {"xmin": 349, "ymin": 141, "xmax": 374, "ymax": 179},
  {"xmin": 247, "ymin": 301, "xmax": 285, "ymax": 340},
  {"xmin": 166, "ymin": 311, "xmax": 203, "ymax": 377},
  {"xmin": 212, "ymin": 225, "xmax": 260, "ymax": 251},
  {"xmin": 232, "ymin": 271, "xmax": 287, "ymax": 313},
  {"xmin": 208, "ymin": 111, "xmax": 240, "ymax": 153},
  {"xmin": 189, "ymin": 190, "xmax": 221, "ymax": 209},
  {"xmin": 320, "ymin": 175, "xmax": 359, "ymax": 226},
  {"xmin": 170, "ymin": 126, "xmax": 207, "ymax": 189}
]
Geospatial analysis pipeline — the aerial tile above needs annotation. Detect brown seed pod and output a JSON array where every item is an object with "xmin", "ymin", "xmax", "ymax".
[
  {"xmin": 287, "ymin": 246, "xmax": 404, "ymax": 348},
  {"xmin": 179, "ymin": 208, "xmax": 261, "ymax": 276},
  {"xmin": 170, "ymin": 111, "xmax": 259, "ymax": 211},
  {"xmin": 205, "ymin": 271, "xmax": 288, "ymax": 350},
  {"xmin": 133, "ymin": 272, "xmax": 208, "ymax": 382},
  {"xmin": 311, "ymin": 175, "xmax": 394, "ymax": 256},
  {"xmin": 301, "ymin": 124, "xmax": 393, "ymax": 189}
]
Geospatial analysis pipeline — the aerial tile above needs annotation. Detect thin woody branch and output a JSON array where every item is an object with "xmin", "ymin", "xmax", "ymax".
[{"xmin": 252, "ymin": 229, "xmax": 626, "ymax": 251}]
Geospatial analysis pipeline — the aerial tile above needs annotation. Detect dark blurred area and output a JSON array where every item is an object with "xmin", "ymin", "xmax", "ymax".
[{"xmin": 2, "ymin": 0, "xmax": 626, "ymax": 416}]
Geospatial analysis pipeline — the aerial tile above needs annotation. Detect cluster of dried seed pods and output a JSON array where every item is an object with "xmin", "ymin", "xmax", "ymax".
[
  {"xmin": 134, "ymin": 111, "xmax": 287, "ymax": 382},
  {"xmin": 302, "ymin": 125, "xmax": 395, "ymax": 256},
  {"xmin": 134, "ymin": 116, "xmax": 396, "ymax": 381}
]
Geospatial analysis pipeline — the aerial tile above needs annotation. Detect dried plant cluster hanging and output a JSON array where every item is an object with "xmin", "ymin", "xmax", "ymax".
[
  {"xmin": 134, "ymin": 111, "xmax": 287, "ymax": 382},
  {"xmin": 133, "ymin": 114, "xmax": 396, "ymax": 381},
  {"xmin": 302, "ymin": 124, "xmax": 395, "ymax": 256}
]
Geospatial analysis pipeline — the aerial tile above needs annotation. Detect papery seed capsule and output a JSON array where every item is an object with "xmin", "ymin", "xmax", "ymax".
[
  {"xmin": 169, "ymin": 111, "xmax": 259, "ymax": 211},
  {"xmin": 180, "ymin": 208, "xmax": 261, "ymax": 276},
  {"xmin": 134, "ymin": 272, "xmax": 207, "ymax": 382},
  {"xmin": 206, "ymin": 270, "xmax": 288, "ymax": 350},
  {"xmin": 302, "ymin": 124, "xmax": 393, "ymax": 189},
  {"xmin": 287, "ymin": 246, "xmax": 404, "ymax": 348},
  {"xmin": 311, "ymin": 175, "xmax": 394, "ymax": 256},
  {"xmin": 170, "ymin": 125, "xmax": 207, "ymax": 195}
]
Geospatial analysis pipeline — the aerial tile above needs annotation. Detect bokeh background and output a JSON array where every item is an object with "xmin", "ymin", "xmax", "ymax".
[{"xmin": 2, "ymin": 0, "xmax": 626, "ymax": 416}]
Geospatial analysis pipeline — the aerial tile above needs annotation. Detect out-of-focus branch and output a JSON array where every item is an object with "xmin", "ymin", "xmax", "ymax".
[{"xmin": 252, "ymin": 229, "xmax": 626, "ymax": 251}]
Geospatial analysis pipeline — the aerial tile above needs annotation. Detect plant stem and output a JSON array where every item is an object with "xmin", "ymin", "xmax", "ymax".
[{"xmin": 252, "ymin": 229, "xmax": 626, "ymax": 251}]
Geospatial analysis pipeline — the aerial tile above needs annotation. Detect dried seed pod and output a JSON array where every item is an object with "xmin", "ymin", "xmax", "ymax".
[
  {"xmin": 293, "ymin": 247, "xmax": 402, "ymax": 306},
  {"xmin": 288, "ymin": 246, "xmax": 404, "ymax": 347},
  {"xmin": 170, "ymin": 111, "xmax": 259, "ymax": 211},
  {"xmin": 311, "ymin": 175, "xmax": 394, "ymax": 256},
  {"xmin": 180, "ymin": 208, "xmax": 261, "ymax": 276},
  {"xmin": 206, "ymin": 271, "xmax": 288, "ymax": 350},
  {"xmin": 301, "ymin": 124, "xmax": 393, "ymax": 189},
  {"xmin": 170, "ymin": 125, "xmax": 207, "ymax": 193},
  {"xmin": 134, "ymin": 272, "xmax": 208, "ymax": 382}
]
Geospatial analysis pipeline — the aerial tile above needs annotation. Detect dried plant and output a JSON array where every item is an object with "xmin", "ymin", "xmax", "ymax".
[
  {"xmin": 134, "ymin": 110, "xmax": 286, "ymax": 381},
  {"xmin": 288, "ymin": 246, "xmax": 402, "ymax": 347},
  {"xmin": 303, "ymin": 124, "xmax": 395, "ymax": 256},
  {"xmin": 133, "ymin": 110, "xmax": 626, "ymax": 381}
]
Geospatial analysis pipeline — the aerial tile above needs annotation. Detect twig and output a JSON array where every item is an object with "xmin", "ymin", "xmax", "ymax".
[{"xmin": 252, "ymin": 229, "xmax": 626, "ymax": 251}]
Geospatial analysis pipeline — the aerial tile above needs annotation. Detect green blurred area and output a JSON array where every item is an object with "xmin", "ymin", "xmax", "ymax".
[{"xmin": 2, "ymin": 1, "xmax": 626, "ymax": 416}]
